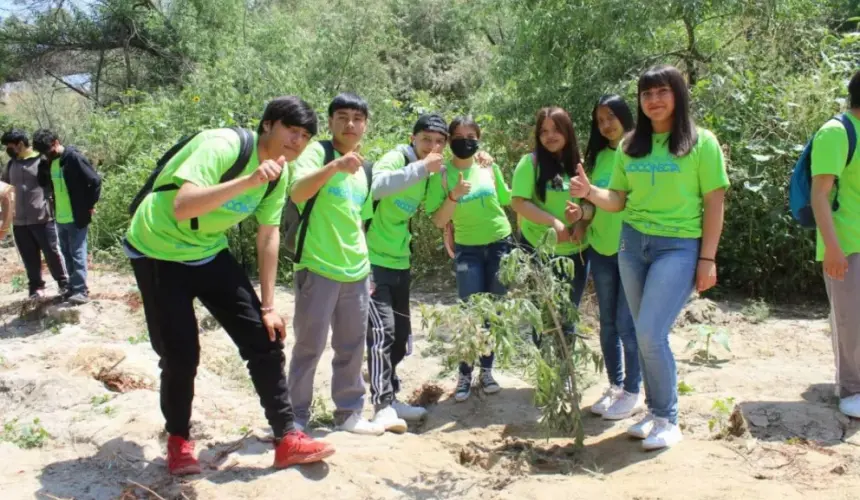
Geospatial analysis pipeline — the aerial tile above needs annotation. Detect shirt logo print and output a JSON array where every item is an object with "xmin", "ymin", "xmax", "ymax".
[{"xmin": 626, "ymin": 155, "xmax": 681, "ymax": 185}]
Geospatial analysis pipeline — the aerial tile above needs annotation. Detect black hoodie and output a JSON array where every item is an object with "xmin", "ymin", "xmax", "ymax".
[{"xmin": 44, "ymin": 146, "xmax": 102, "ymax": 228}]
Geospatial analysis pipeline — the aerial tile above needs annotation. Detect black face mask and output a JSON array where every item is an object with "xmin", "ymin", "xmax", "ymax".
[
  {"xmin": 450, "ymin": 138, "xmax": 479, "ymax": 159},
  {"xmin": 4, "ymin": 147, "xmax": 16, "ymax": 159}
]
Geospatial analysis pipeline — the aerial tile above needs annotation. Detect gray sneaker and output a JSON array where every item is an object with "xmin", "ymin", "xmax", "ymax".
[
  {"xmin": 67, "ymin": 293, "xmax": 90, "ymax": 305},
  {"xmin": 479, "ymin": 369, "xmax": 501, "ymax": 395}
]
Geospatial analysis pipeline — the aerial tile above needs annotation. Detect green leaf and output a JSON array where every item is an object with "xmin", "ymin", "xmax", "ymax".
[{"xmin": 714, "ymin": 332, "xmax": 732, "ymax": 352}]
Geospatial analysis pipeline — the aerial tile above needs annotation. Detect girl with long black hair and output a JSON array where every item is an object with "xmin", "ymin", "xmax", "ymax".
[{"xmin": 570, "ymin": 65, "xmax": 729, "ymax": 451}]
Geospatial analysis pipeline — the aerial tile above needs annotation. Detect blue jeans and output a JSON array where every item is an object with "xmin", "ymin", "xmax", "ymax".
[
  {"xmin": 57, "ymin": 223, "xmax": 89, "ymax": 295},
  {"xmin": 618, "ymin": 224, "xmax": 699, "ymax": 424},
  {"xmin": 455, "ymin": 237, "xmax": 512, "ymax": 375},
  {"xmin": 587, "ymin": 248, "xmax": 640, "ymax": 394}
]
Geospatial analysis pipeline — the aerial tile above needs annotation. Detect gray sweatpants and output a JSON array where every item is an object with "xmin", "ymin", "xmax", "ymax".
[
  {"xmin": 825, "ymin": 253, "xmax": 860, "ymax": 398},
  {"xmin": 289, "ymin": 269, "xmax": 370, "ymax": 425}
]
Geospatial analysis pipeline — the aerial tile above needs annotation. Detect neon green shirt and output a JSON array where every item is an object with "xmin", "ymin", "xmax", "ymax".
[
  {"xmin": 367, "ymin": 149, "xmax": 427, "ymax": 270},
  {"xmin": 587, "ymin": 148, "xmax": 623, "ymax": 256},
  {"xmin": 126, "ymin": 128, "xmax": 288, "ymax": 262},
  {"xmin": 511, "ymin": 154, "xmax": 588, "ymax": 255},
  {"xmin": 608, "ymin": 128, "xmax": 729, "ymax": 239},
  {"xmin": 51, "ymin": 158, "xmax": 74, "ymax": 224},
  {"xmin": 811, "ymin": 113, "xmax": 860, "ymax": 260},
  {"xmin": 425, "ymin": 161, "xmax": 512, "ymax": 246},
  {"xmin": 290, "ymin": 141, "xmax": 373, "ymax": 282}
]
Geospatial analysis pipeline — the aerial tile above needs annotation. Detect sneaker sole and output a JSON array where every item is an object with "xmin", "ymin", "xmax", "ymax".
[
  {"xmin": 642, "ymin": 437, "xmax": 682, "ymax": 451},
  {"xmin": 336, "ymin": 427, "xmax": 386, "ymax": 436},
  {"xmin": 454, "ymin": 393, "xmax": 470, "ymax": 403},
  {"xmin": 275, "ymin": 447, "xmax": 336, "ymax": 468},
  {"xmin": 590, "ymin": 406, "xmax": 607, "ymax": 416},
  {"xmin": 482, "ymin": 386, "xmax": 501, "ymax": 395},
  {"xmin": 384, "ymin": 421, "xmax": 408, "ymax": 434},
  {"xmin": 602, "ymin": 406, "xmax": 644, "ymax": 421},
  {"xmin": 627, "ymin": 427, "xmax": 652, "ymax": 439},
  {"xmin": 840, "ymin": 408, "xmax": 860, "ymax": 419}
]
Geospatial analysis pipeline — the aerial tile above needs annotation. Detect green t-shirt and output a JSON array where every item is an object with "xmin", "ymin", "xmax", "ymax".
[
  {"xmin": 425, "ymin": 161, "xmax": 512, "ymax": 246},
  {"xmin": 811, "ymin": 113, "xmax": 860, "ymax": 260},
  {"xmin": 511, "ymin": 154, "xmax": 588, "ymax": 255},
  {"xmin": 608, "ymin": 128, "xmax": 729, "ymax": 239},
  {"xmin": 125, "ymin": 128, "xmax": 289, "ymax": 262},
  {"xmin": 587, "ymin": 148, "xmax": 624, "ymax": 256},
  {"xmin": 290, "ymin": 141, "xmax": 373, "ymax": 282},
  {"xmin": 367, "ymin": 148, "xmax": 427, "ymax": 270},
  {"xmin": 51, "ymin": 158, "xmax": 73, "ymax": 224}
]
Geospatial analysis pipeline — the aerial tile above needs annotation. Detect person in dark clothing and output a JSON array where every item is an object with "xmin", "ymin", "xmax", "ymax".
[
  {"xmin": 1, "ymin": 129, "xmax": 68, "ymax": 298},
  {"xmin": 33, "ymin": 129, "xmax": 101, "ymax": 304},
  {"xmin": 124, "ymin": 96, "xmax": 334, "ymax": 475}
]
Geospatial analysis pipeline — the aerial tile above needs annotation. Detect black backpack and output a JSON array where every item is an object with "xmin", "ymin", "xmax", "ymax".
[
  {"xmin": 128, "ymin": 127, "xmax": 278, "ymax": 230},
  {"xmin": 283, "ymin": 140, "xmax": 373, "ymax": 263}
]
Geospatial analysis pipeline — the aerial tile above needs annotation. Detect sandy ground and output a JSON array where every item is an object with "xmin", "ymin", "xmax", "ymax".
[{"xmin": 1, "ymin": 245, "xmax": 859, "ymax": 500}]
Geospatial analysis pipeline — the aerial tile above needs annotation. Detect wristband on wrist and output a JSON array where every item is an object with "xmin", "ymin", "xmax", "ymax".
[
  {"xmin": 698, "ymin": 257, "xmax": 715, "ymax": 262},
  {"xmin": 261, "ymin": 306, "xmax": 275, "ymax": 313},
  {"xmin": 447, "ymin": 192, "xmax": 458, "ymax": 203}
]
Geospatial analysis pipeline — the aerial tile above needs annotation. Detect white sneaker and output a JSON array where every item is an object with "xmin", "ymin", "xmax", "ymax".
[
  {"xmin": 455, "ymin": 373, "xmax": 472, "ymax": 402},
  {"xmin": 642, "ymin": 417, "xmax": 683, "ymax": 451},
  {"xmin": 590, "ymin": 385, "xmax": 622, "ymax": 416},
  {"xmin": 391, "ymin": 400, "xmax": 428, "ymax": 421},
  {"xmin": 627, "ymin": 412, "xmax": 655, "ymax": 439},
  {"xmin": 371, "ymin": 406, "xmax": 408, "ymax": 434},
  {"xmin": 603, "ymin": 391, "xmax": 643, "ymax": 420},
  {"xmin": 839, "ymin": 394, "xmax": 860, "ymax": 418},
  {"xmin": 336, "ymin": 413, "xmax": 385, "ymax": 436}
]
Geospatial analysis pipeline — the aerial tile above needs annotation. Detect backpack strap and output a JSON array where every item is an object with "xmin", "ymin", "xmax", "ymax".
[
  {"xmin": 829, "ymin": 114, "xmax": 858, "ymax": 213},
  {"xmin": 363, "ymin": 160, "xmax": 377, "ymax": 232},
  {"xmin": 837, "ymin": 113, "xmax": 857, "ymax": 166},
  {"xmin": 189, "ymin": 127, "xmax": 253, "ymax": 230},
  {"xmin": 293, "ymin": 140, "xmax": 336, "ymax": 264}
]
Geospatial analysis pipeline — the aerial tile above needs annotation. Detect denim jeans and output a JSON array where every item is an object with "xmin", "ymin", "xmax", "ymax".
[
  {"xmin": 57, "ymin": 223, "xmax": 89, "ymax": 295},
  {"xmin": 618, "ymin": 224, "xmax": 699, "ymax": 424},
  {"xmin": 587, "ymin": 248, "xmax": 640, "ymax": 394},
  {"xmin": 455, "ymin": 236, "xmax": 512, "ymax": 375}
]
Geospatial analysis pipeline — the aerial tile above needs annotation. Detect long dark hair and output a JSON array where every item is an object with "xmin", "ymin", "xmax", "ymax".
[
  {"xmin": 534, "ymin": 107, "xmax": 581, "ymax": 202},
  {"xmin": 584, "ymin": 94, "xmax": 634, "ymax": 168},
  {"xmin": 624, "ymin": 65, "xmax": 697, "ymax": 158}
]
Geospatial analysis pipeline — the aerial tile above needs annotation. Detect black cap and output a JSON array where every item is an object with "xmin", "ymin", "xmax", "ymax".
[{"xmin": 413, "ymin": 113, "xmax": 449, "ymax": 137}]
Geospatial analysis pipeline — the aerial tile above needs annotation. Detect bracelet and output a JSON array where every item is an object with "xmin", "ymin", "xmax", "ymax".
[
  {"xmin": 447, "ymin": 192, "xmax": 458, "ymax": 203},
  {"xmin": 261, "ymin": 306, "xmax": 275, "ymax": 313},
  {"xmin": 698, "ymin": 257, "xmax": 715, "ymax": 262}
]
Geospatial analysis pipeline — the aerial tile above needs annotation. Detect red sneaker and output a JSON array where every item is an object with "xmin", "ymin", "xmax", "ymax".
[
  {"xmin": 167, "ymin": 435, "xmax": 202, "ymax": 476},
  {"xmin": 274, "ymin": 430, "xmax": 335, "ymax": 468}
]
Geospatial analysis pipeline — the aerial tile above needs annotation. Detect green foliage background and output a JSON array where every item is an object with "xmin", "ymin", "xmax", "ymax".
[{"xmin": 2, "ymin": 0, "xmax": 859, "ymax": 299}]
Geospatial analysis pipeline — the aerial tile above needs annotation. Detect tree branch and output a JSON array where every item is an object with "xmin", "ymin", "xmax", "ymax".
[{"xmin": 41, "ymin": 66, "xmax": 93, "ymax": 100}]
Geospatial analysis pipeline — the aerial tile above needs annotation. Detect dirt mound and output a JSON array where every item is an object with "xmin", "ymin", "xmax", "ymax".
[
  {"xmin": 459, "ymin": 438, "xmax": 582, "ymax": 475},
  {"xmin": 675, "ymin": 298, "xmax": 731, "ymax": 328}
]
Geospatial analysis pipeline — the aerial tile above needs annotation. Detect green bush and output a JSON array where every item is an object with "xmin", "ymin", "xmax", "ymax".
[{"xmin": 3, "ymin": 0, "xmax": 859, "ymax": 300}]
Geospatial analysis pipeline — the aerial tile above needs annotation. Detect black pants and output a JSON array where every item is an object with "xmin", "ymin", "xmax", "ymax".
[
  {"xmin": 366, "ymin": 265, "xmax": 412, "ymax": 407},
  {"xmin": 130, "ymin": 250, "xmax": 295, "ymax": 439},
  {"xmin": 13, "ymin": 223, "xmax": 68, "ymax": 295}
]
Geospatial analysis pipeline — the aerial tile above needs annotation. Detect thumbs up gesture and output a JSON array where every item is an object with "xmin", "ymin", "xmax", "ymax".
[
  {"xmin": 569, "ymin": 163, "xmax": 592, "ymax": 199},
  {"xmin": 424, "ymin": 143, "xmax": 444, "ymax": 173},
  {"xmin": 334, "ymin": 143, "xmax": 365, "ymax": 174},
  {"xmin": 450, "ymin": 171, "xmax": 471, "ymax": 201},
  {"xmin": 250, "ymin": 156, "xmax": 286, "ymax": 187}
]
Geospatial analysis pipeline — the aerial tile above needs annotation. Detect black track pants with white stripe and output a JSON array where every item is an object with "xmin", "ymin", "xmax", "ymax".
[{"xmin": 366, "ymin": 265, "xmax": 412, "ymax": 407}]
